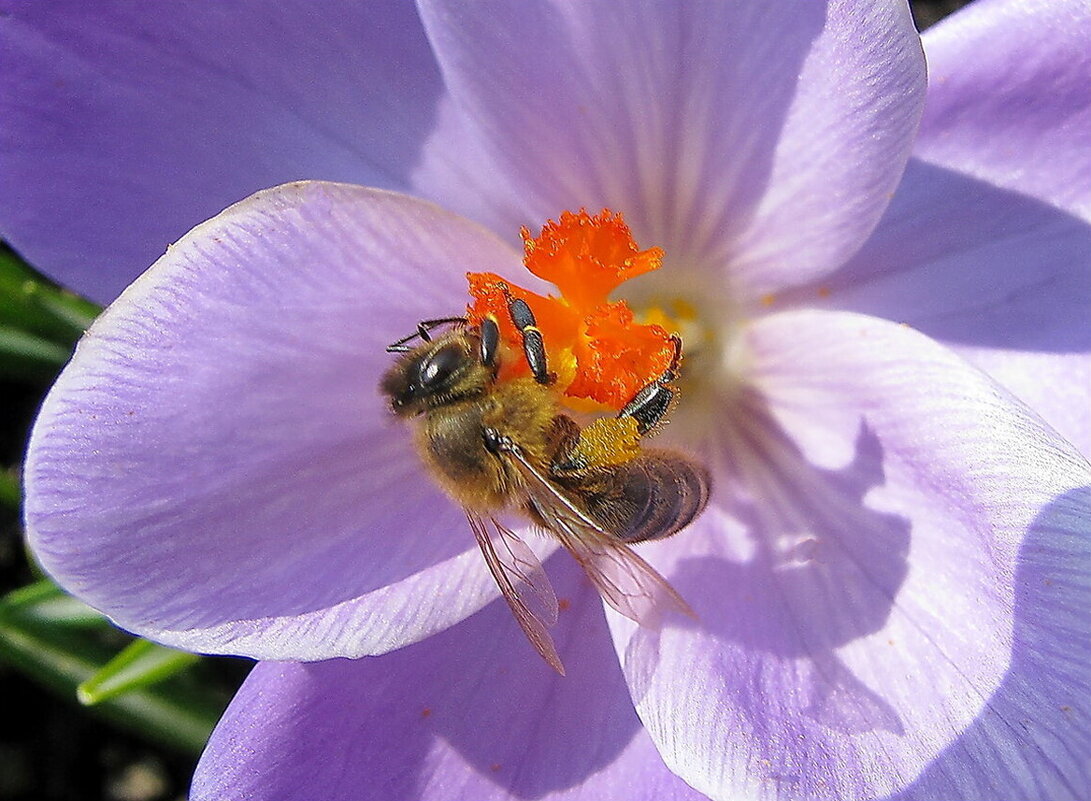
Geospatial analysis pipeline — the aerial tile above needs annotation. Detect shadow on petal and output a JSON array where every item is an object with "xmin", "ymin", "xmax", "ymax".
[
  {"xmin": 194, "ymin": 559, "xmax": 704, "ymax": 801},
  {"xmin": 670, "ymin": 392, "xmax": 908, "ymax": 735},
  {"xmin": 422, "ymin": 566, "xmax": 644, "ymax": 798},
  {"xmin": 888, "ymin": 485, "xmax": 1091, "ymax": 800},
  {"xmin": 793, "ymin": 159, "xmax": 1091, "ymax": 353},
  {"xmin": 626, "ymin": 387, "xmax": 910, "ymax": 746},
  {"xmin": 615, "ymin": 312, "xmax": 1088, "ymax": 800}
]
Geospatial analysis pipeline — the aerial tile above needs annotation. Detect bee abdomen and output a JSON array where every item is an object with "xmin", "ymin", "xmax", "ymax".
[{"xmin": 585, "ymin": 453, "xmax": 710, "ymax": 543}]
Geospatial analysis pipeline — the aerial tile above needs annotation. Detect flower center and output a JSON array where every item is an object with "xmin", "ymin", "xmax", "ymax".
[{"xmin": 466, "ymin": 209, "xmax": 679, "ymax": 411}]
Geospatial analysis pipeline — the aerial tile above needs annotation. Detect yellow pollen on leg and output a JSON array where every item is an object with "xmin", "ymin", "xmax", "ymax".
[{"xmin": 570, "ymin": 416, "xmax": 642, "ymax": 467}]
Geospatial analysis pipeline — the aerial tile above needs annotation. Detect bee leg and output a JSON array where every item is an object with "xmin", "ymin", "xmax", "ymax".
[
  {"xmin": 505, "ymin": 294, "xmax": 554, "ymax": 385},
  {"xmin": 617, "ymin": 334, "xmax": 682, "ymax": 436},
  {"xmin": 479, "ymin": 316, "xmax": 501, "ymax": 371},
  {"xmin": 483, "ymin": 426, "xmax": 516, "ymax": 456}
]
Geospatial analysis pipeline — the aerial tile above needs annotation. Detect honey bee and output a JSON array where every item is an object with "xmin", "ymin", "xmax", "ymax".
[{"xmin": 380, "ymin": 294, "xmax": 710, "ymax": 674}]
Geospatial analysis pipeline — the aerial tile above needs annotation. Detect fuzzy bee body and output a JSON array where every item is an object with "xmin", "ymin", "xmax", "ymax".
[
  {"xmin": 381, "ymin": 310, "xmax": 709, "ymax": 674},
  {"xmin": 550, "ymin": 451, "xmax": 710, "ymax": 545},
  {"xmin": 415, "ymin": 377, "xmax": 555, "ymax": 512}
]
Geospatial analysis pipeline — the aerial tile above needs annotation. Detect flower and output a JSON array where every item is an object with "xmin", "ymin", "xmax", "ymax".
[{"xmin": 6, "ymin": 0, "xmax": 1091, "ymax": 799}]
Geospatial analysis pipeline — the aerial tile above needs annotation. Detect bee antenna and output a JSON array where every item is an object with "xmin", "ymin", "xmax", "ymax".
[{"xmin": 385, "ymin": 317, "xmax": 467, "ymax": 353}]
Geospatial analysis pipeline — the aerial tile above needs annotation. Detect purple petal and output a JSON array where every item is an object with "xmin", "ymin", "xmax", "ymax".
[
  {"xmin": 191, "ymin": 560, "xmax": 706, "ymax": 801},
  {"xmin": 889, "ymin": 487, "xmax": 1091, "ymax": 800},
  {"xmin": 950, "ymin": 350, "xmax": 1090, "ymax": 461},
  {"xmin": 608, "ymin": 311, "xmax": 1091, "ymax": 800},
  {"xmin": 0, "ymin": 0, "xmax": 442, "ymax": 303},
  {"xmin": 25, "ymin": 183, "xmax": 529, "ymax": 660},
  {"xmin": 917, "ymin": 0, "xmax": 1091, "ymax": 221},
  {"xmin": 792, "ymin": 159, "xmax": 1091, "ymax": 457},
  {"xmin": 414, "ymin": 0, "xmax": 925, "ymax": 299}
]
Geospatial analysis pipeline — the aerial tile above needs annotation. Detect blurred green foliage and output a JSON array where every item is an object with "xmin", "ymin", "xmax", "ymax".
[{"xmin": 0, "ymin": 243, "xmax": 99, "ymax": 380}]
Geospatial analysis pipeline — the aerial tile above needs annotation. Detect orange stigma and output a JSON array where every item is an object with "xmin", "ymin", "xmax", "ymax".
[{"xmin": 467, "ymin": 209, "xmax": 674, "ymax": 409}]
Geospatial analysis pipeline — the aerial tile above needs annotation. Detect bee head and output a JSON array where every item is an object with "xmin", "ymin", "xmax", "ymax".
[{"xmin": 381, "ymin": 331, "xmax": 491, "ymax": 416}]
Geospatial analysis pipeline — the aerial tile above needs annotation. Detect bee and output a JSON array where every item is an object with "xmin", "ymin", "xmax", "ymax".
[{"xmin": 380, "ymin": 294, "xmax": 710, "ymax": 674}]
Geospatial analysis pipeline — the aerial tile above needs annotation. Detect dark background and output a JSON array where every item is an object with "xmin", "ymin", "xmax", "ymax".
[{"xmin": 0, "ymin": 3, "xmax": 971, "ymax": 799}]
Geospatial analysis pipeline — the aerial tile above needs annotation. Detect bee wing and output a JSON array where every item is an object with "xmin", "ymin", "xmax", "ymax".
[
  {"xmin": 502, "ymin": 447, "xmax": 695, "ymax": 628},
  {"xmin": 466, "ymin": 511, "xmax": 564, "ymax": 675},
  {"xmin": 545, "ymin": 506, "xmax": 695, "ymax": 628}
]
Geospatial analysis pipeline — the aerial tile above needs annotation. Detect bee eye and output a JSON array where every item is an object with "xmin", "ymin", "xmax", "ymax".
[{"xmin": 417, "ymin": 343, "xmax": 464, "ymax": 389}]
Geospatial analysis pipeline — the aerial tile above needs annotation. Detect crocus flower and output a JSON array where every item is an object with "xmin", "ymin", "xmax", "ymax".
[{"xmin": 5, "ymin": 0, "xmax": 1090, "ymax": 798}]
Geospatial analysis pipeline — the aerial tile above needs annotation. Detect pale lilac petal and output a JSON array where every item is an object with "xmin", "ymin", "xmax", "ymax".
[
  {"xmin": 608, "ymin": 311, "xmax": 1091, "ymax": 801},
  {"xmin": 890, "ymin": 487, "xmax": 1091, "ymax": 800},
  {"xmin": 951, "ymin": 349, "xmax": 1090, "ymax": 461},
  {"xmin": 414, "ymin": 0, "xmax": 925, "ymax": 299},
  {"xmin": 788, "ymin": 159, "xmax": 1091, "ymax": 457},
  {"xmin": 917, "ymin": 0, "xmax": 1091, "ymax": 221},
  {"xmin": 191, "ymin": 560, "xmax": 706, "ymax": 801},
  {"xmin": 25, "ymin": 183, "xmax": 528, "ymax": 660},
  {"xmin": 0, "ymin": 0, "xmax": 442, "ymax": 303}
]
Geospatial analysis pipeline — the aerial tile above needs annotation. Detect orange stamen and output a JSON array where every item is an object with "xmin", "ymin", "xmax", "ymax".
[
  {"xmin": 467, "ymin": 209, "xmax": 674, "ymax": 409},
  {"xmin": 521, "ymin": 209, "xmax": 664, "ymax": 310}
]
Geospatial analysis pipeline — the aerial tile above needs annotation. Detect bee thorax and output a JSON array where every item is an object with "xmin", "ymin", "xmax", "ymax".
[{"xmin": 416, "ymin": 402, "xmax": 511, "ymax": 511}]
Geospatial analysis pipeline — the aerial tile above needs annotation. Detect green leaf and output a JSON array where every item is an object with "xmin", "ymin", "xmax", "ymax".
[
  {"xmin": 77, "ymin": 638, "xmax": 201, "ymax": 705},
  {"xmin": 0, "ymin": 580, "xmax": 107, "ymax": 629},
  {"xmin": 0, "ymin": 242, "xmax": 100, "ymax": 344},
  {"xmin": 0, "ymin": 324, "xmax": 72, "ymax": 379},
  {"xmin": 0, "ymin": 468, "xmax": 19, "ymax": 510},
  {"xmin": 0, "ymin": 581, "xmax": 228, "ymax": 754}
]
